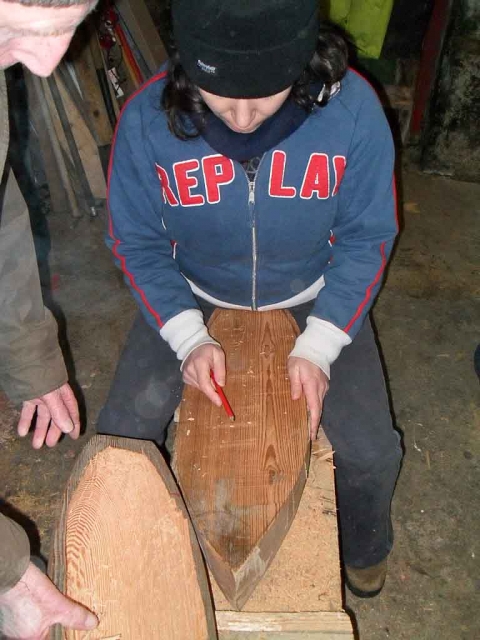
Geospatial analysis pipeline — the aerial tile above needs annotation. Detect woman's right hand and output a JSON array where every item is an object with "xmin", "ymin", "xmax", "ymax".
[{"xmin": 182, "ymin": 343, "xmax": 226, "ymax": 407}]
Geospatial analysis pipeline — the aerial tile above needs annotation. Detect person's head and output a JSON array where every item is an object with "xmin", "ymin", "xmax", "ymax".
[
  {"xmin": 197, "ymin": 86, "xmax": 293, "ymax": 135},
  {"xmin": 163, "ymin": 0, "xmax": 349, "ymax": 139},
  {"xmin": 0, "ymin": 0, "xmax": 97, "ymax": 76}
]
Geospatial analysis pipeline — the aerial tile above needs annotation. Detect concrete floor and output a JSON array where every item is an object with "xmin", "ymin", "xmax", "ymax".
[{"xmin": 1, "ymin": 167, "xmax": 479, "ymax": 638}]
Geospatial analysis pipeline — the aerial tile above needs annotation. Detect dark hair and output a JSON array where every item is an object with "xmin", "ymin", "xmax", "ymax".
[{"xmin": 162, "ymin": 23, "xmax": 350, "ymax": 141}]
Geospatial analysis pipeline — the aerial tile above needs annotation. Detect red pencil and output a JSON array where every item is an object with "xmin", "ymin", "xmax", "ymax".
[{"xmin": 210, "ymin": 370, "xmax": 235, "ymax": 422}]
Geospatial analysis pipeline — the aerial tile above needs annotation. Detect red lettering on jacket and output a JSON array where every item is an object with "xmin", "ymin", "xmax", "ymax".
[
  {"xmin": 269, "ymin": 150, "xmax": 296, "ymax": 198},
  {"xmin": 300, "ymin": 153, "xmax": 330, "ymax": 199},
  {"xmin": 155, "ymin": 164, "xmax": 179, "ymax": 206},
  {"xmin": 202, "ymin": 155, "xmax": 235, "ymax": 204},
  {"xmin": 174, "ymin": 160, "xmax": 205, "ymax": 207},
  {"xmin": 332, "ymin": 155, "xmax": 346, "ymax": 196}
]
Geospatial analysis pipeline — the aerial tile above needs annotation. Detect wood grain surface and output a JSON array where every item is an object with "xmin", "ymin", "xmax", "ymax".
[
  {"xmin": 49, "ymin": 435, "xmax": 217, "ymax": 639},
  {"xmin": 50, "ymin": 68, "xmax": 106, "ymax": 200},
  {"xmin": 69, "ymin": 27, "xmax": 113, "ymax": 147},
  {"xmin": 215, "ymin": 611, "xmax": 354, "ymax": 639},
  {"xmin": 212, "ymin": 433, "xmax": 343, "ymax": 614},
  {"xmin": 174, "ymin": 310, "xmax": 310, "ymax": 610}
]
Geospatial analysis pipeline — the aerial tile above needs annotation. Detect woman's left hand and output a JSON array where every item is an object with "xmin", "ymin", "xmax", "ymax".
[{"xmin": 287, "ymin": 357, "xmax": 329, "ymax": 440}]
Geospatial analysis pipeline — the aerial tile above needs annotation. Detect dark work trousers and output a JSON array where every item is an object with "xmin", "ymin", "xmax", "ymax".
[{"xmin": 97, "ymin": 300, "xmax": 402, "ymax": 569}]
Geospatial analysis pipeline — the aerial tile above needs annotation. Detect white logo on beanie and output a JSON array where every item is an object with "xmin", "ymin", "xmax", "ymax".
[{"xmin": 197, "ymin": 59, "xmax": 217, "ymax": 75}]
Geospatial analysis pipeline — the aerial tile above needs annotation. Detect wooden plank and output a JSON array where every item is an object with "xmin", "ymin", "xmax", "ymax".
[
  {"xmin": 383, "ymin": 85, "xmax": 414, "ymax": 144},
  {"xmin": 115, "ymin": 0, "xmax": 167, "ymax": 75},
  {"xmin": 24, "ymin": 71, "xmax": 70, "ymax": 216},
  {"xmin": 87, "ymin": 21, "xmax": 120, "ymax": 121},
  {"xmin": 216, "ymin": 611, "xmax": 354, "ymax": 639},
  {"xmin": 69, "ymin": 26, "xmax": 113, "ymax": 147},
  {"xmin": 40, "ymin": 74, "xmax": 90, "ymax": 217},
  {"xmin": 174, "ymin": 309, "xmax": 310, "ymax": 610},
  {"xmin": 49, "ymin": 435, "xmax": 217, "ymax": 639},
  {"xmin": 47, "ymin": 72, "xmax": 98, "ymax": 218},
  {"xmin": 36, "ymin": 76, "xmax": 82, "ymax": 218},
  {"xmin": 212, "ymin": 433, "xmax": 343, "ymax": 613},
  {"xmin": 51, "ymin": 68, "xmax": 106, "ymax": 202},
  {"xmin": 114, "ymin": 22, "xmax": 143, "ymax": 88},
  {"xmin": 383, "ymin": 85, "xmax": 413, "ymax": 109}
]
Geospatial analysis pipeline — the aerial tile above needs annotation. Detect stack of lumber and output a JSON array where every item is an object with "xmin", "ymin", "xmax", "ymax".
[{"xmin": 25, "ymin": 0, "xmax": 167, "ymax": 219}]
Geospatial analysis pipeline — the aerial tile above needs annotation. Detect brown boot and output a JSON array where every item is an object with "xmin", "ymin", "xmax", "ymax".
[{"xmin": 345, "ymin": 558, "xmax": 388, "ymax": 598}]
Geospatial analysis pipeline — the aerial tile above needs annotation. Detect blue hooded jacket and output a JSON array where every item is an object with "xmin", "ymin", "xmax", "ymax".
[{"xmin": 106, "ymin": 68, "xmax": 397, "ymax": 376}]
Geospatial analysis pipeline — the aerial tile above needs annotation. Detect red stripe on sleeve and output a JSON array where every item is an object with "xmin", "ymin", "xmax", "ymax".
[
  {"xmin": 341, "ymin": 70, "xmax": 398, "ymax": 335},
  {"xmin": 343, "ymin": 242, "xmax": 388, "ymax": 334},
  {"xmin": 106, "ymin": 71, "xmax": 168, "ymax": 329}
]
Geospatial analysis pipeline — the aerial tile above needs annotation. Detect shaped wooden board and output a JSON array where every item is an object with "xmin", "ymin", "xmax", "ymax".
[
  {"xmin": 174, "ymin": 310, "xmax": 310, "ymax": 610},
  {"xmin": 49, "ymin": 435, "xmax": 217, "ymax": 640}
]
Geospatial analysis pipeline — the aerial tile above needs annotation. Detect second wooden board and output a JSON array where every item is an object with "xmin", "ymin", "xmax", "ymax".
[
  {"xmin": 49, "ymin": 435, "xmax": 217, "ymax": 639},
  {"xmin": 174, "ymin": 309, "xmax": 310, "ymax": 610}
]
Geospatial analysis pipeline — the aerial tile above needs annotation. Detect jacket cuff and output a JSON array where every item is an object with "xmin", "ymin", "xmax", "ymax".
[
  {"xmin": 289, "ymin": 316, "xmax": 352, "ymax": 378},
  {"xmin": 0, "ymin": 308, "xmax": 68, "ymax": 403},
  {"xmin": 0, "ymin": 515, "xmax": 30, "ymax": 594},
  {"xmin": 0, "ymin": 345, "xmax": 68, "ymax": 404},
  {"xmin": 159, "ymin": 309, "xmax": 219, "ymax": 365}
]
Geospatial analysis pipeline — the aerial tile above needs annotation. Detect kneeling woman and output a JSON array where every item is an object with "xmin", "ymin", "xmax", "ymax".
[{"xmin": 100, "ymin": 0, "xmax": 402, "ymax": 598}]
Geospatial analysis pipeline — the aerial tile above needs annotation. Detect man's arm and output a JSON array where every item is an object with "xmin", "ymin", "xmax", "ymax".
[
  {"xmin": 0, "ymin": 166, "xmax": 80, "ymax": 446},
  {"xmin": 0, "ymin": 514, "xmax": 30, "ymax": 595},
  {"xmin": 0, "ymin": 168, "xmax": 67, "ymax": 401},
  {"xmin": 0, "ymin": 514, "xmax": 98, "ymax": 638}
]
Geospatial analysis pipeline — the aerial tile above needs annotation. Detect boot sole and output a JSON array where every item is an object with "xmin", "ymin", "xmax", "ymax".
[{"xmin": 345, "ymin": 576, "xmax": 385, "ymax": 599}]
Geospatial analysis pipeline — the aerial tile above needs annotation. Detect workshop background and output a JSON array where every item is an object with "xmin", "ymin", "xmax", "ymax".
[{"xmin": 1, "ymin": 1, "xmax": 479, "ymax": 638}]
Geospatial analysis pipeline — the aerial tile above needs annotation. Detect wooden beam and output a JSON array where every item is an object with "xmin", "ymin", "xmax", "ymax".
[
  {"xmin": 410, "ymin": 0, "xmax": 454, "ymax": 136},
  {"xmin": 87, "ymin": 21, "xmax": 121, "ymax": 119},
  {"xmin": 383, "ymin": 85, "xmax": 413, "ymax": 110},
  {"xmin": 50, "ymin": 68, "xmax": 106, "ymax": 203},
  {"xmin": 115, "ymin": 0, "xmax": 167, "ymax": 75},
  {"xmin": 211, "ymin": 433, "xmax": 344, "ymax": 614},
  {"xmin": 69, "ymin": 26, "xmax": 113, "ymax": 147},
  {"xmin": 24, "ymin": 71, "xmax": 70, "ymax": 216},
  {"xmin": 211, "ymin": 433, "xmax": 355, "ymax": 637},
  {"xmin": 34, "ymin": 75, "xmax": 81, "ymax": 218},
  {"xmin": 216, "ymin": 611, "xmax": 355, "ymax": 639}
]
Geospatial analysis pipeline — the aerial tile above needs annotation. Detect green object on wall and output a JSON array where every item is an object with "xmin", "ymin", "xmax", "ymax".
[{"xmin": 328, "ymin": 0, "xmax": 394, "ymax": 59}]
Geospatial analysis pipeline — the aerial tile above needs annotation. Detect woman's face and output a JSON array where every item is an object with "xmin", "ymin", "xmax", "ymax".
[{"xmin": 198, "ymin": 86, "xmax": 292, "ymax": 134}]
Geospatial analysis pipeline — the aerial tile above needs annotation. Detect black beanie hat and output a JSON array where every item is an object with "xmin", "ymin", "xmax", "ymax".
[{"xmin": 171, "ymin": 0, "xmax": 319, "ymax": 99}]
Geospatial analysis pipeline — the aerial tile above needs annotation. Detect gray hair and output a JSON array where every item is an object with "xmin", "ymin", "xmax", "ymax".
[{"xmin": 2, "ymin": 0, "xmax": 93, "ymax": 6}]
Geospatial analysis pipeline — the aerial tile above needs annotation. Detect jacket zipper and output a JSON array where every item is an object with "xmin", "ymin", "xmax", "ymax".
[
  {"xmin": 244, "ymin": 156, "xmax": 264, "ymax": 310},
  {"xmin": 248, "ymin": 183, "xmax": 257, "ymax": 309}
]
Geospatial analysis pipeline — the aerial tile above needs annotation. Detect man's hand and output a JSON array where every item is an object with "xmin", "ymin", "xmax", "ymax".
[
  {"xmin": 183, "ymin": 344, "xmax": 226, "ymax": 407},
  {"xmin": 17, "ymin": 383, "xmax": 80, "ymax": 449},
  {"xmin": 0, "ymin": 562, "xmax": 98, "ymax": 640},
  {"xmin": 288, "ymin": 357, "xmax": 329, "ymax": 440}
]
